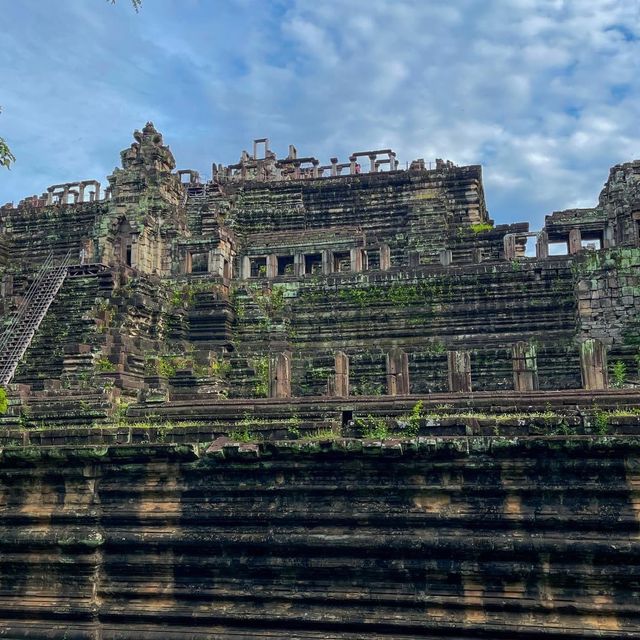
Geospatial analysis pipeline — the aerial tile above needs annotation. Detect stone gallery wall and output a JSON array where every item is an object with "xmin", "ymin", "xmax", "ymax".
[{"xmin": 0, "ymin": 438, "xmax": 637, "ymax": 639}]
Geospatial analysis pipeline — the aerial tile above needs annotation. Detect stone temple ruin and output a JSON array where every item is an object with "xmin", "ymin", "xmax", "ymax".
[{"xmin": 0, "ymin": 122, "xmax": 639, "ymax": 638}]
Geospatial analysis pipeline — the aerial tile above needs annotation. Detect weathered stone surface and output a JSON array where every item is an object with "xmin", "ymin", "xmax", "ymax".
[
  {"xmin": 0, "ymin": 438, "xmax": 637, "ymax": 638},
  {"xmin": 1, "ymin": 128, "xmax": 640, "ymax": 637}
]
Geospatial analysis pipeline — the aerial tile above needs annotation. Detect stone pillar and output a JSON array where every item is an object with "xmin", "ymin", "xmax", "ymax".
[
  {"xmin": 386, "ymin": 348, "xmax": 410, "ymax": 396},
  {"xmin": 330, "ymin": 158, "xmax": 338, "ymax": 177},
  {"xmin": 439, "ymin": 249, "xmax": 452, "ymax": 267},
  {"xmin": 1, "ymin": 274, "xmax": 14, "ymax": 298},
  {"xmin": 580, "ymin": 339, "xmax": 608, "ymax": 390},
  {"xmin": 130, "ymin": 241, "xmax": 138, "ymax": 269},
  {"xmin": 369, "ymin": 154, "xmax": 377, "ymax": 172},
  {"xmin": 333, "ymin": 351, "xmax": 349, "ymax": 397},
  {"xmin": 322, "ymin": 250, "xmax": 333, "ymax": 275},
  {"xmin": 350, "ymin": 248, "xmax": 364, "ymax": 272},
  {"xmin": 512, "ymin": 342, "xmax": 539, "ymax": 391},
  {"xmin": 349, "ymin": 156, "xmax": 357, "ymax": 175},
  {"xmin": 294, "ymin": 253, "xmax": 305, "ymax": 277},
  {"xmin": 503, "ymin": 234, "xmax": 517, "ymax": 260},
  {"xmin": 62, "ymin": 186, "xmax": 70, "ymax": 205},
  {"xmin": 269, "ymin": 352, "xmax": 291, "ymax": 398},
  {"xmin": 208, "ymin": 250, "xmax": 220, "ymax": 276},
  {"xmin": 241, "ymin": 256, "xmax": 251, "ymax": 280},
  {"xmin": 266, "ymin": 254, "xmax": 278, "ymax": 279},
  {"xmin": 472, "ymin": 248, "xmax": 484, "ymax": 264},
  {"xmin": 78, "ymin": 183, "xmax": 86, "ymax": 203},
  {"xmin": 604, "ymin": 224, "xmax": 615, "ymax": 249},
  {"xmin": 379, "ymin": 244, "xmax": 391, "ymax": 271},
  {"xmin": 536, "ymin": 231, "xmax": 549, "ymax": 259},
  {"xmin": 447, "ymin": 350, "xmax": 472, "ymax": 392},
  {"xmin": 46, "ymin": 188, "xmax": 53, "ymax": 205},
  {"xmin": 568, "ymin": 228, "xmax": 582, "ymax": 254}
]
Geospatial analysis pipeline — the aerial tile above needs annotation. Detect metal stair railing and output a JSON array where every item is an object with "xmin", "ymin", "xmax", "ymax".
[
  {"xmin": 0, "ymin": 250, "xmax": 73, "ymax": 386},
  {"xmin": 0, "ymin": 252, "xmax": 55, "ymax": 356}
]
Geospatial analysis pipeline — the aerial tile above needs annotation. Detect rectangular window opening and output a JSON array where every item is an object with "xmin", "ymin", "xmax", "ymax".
[
  {"xmin": 524, "ymin": 236, "xmax": 537, "ymax": 257},
  {"xmin": 548, "ymin": 241, "xmax": 568, "ymax": 256},
  {"xmin": 191, "ymin": 252, "xmax": 209, "ymax": 273},
  {"xmin": 277, "ymin": 255, "xmax": 295, "ymax": 276},
  {"xmin": 333, "ymin": 251, "xmax": 350, "ymax": 273},
  {"xmin": 250, "ymin": 257, "xmax": 267, "ymax": 278},
  {"xmin": 305, "ymin": 253, "xmax": 323, "ymax": 275},
  {"xmin": 366, "ymin": 250, "xmax": 380, "ymax": 271}
]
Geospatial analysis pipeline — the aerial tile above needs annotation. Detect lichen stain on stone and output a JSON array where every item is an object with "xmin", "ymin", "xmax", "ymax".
[{"xmin": 412, "ymin": 491, "xmax": 451, "ymax": 512}]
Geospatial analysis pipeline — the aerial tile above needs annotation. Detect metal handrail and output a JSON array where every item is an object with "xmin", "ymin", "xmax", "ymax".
[{"xmin": 0, "ymin": 250, "xmax": 73, "ymax": 385}]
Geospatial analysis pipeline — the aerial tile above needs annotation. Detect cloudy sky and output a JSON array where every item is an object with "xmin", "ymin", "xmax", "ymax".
[{"xmin": 1, "ymin": 0, "xmax": 639, "ymax": 228}]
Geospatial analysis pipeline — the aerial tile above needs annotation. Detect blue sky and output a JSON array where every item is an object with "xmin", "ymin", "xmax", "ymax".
[{"xmin": 1, "ymin": 0, "xmax": 639, "ymax": 228}]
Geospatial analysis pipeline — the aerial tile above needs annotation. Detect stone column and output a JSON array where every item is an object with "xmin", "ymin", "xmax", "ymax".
[
  {"xmin": 1, "ymin": 274, "xmax": 14, "ymax": 298},
  {"xmin": 269, "ymin": 352, "xmax": 291, "ymax": 398},
  {"xmin": 580, "ymin": 339, "xmax": 608, "ymax": 390},
  {"xmin": 472, "ymin": 248, "xmax": 484, "ymax": 264},
  {"xmin": 386, "ymin": 348, "xmax": 410, "ymax": 396},
  {"xmin": 333, "ymin": 351, "xmax": 349, "ymax": 397},
  {"xmin": 604, "ymin": 224, "xmax": 615, "ymax": 249},
  {"xmin": 350, "ymin": 248, "xmax": 364, "ymax": 272},
  {"xmin": 439, "ymin": 249, "xmax": 452, "ymax": 267},
  {"xmin": 568, "ymin": 228, "xmax": 582, "ymax": 254},
  {"xmin": 512, "ymin": 342, "xmax": 539, "ymax": 391},
  {"xmin": 447, "ymin": 350, "xmax": 472, "ymax": 392},
  {"xmin": 241, "ymin": 256, "xmax": 251, "ymax": 280},
  {"xmin": 379, "ymin": 245, "xmax": 391, "ymax": 271},
  {"xmin": 46, "ymin": 188, "xmax": 53, "ymax": 205},
  {"xmin": 536, "ymin": 231, "xmax": 549, "ymax": 259},
  {"xmin": 369, "ymin": 154, "xmax": 377, "ymax": 172},
  {"xmin": 330, "ymin": 158, "xmax": 338, "ymax": 177},
  {"xmin": 503, "ymin": 234, "xmax": 517, "ymax": 260},
  {"xmin": 78, "ymin": 183, "xmax": 86, "ymax": 203},
  {"xmin": 208, "ymin": 250, "xmax": 220, "ymax": 276},
  {"xmin": 349, "ymin": 156, "xmax": 357, "ymax": 175},
  {"xmin": 266, "ymin": 254, "xmax": 278, "ymax": 279},
  {"xmin": 294, "ymin": 253, "xmax": 305, "ymax": 277},
  {"xmin": 322, "ymin": 250, "xmax": 333, "ymax": 275}
]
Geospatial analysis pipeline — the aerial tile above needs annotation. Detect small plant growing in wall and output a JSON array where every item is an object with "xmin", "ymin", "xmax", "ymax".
[
  {"xmin": 610, "ymin": 360, "xmax": 627, "ymax": 388},
  {"xmin": 470, "ymin": 222, "xmax": 493, "ymax": 234},
  {"xmin": 355, "ymin": 415, "xmax": 389, "ymax": 439},
  {"xmin": 0, "ymin": 387, "xmax": 7, "ymax": 415},
  {"xmin": 594, "ymin": 408, "xmax": 609, "ymax": 435},
  {"xmin": 252, "ymin": 356, "xmax": 270, "ymax": 397},
  {"xmin": 398, "ymin": 400, "xmax": 425, "ymax": 437},
  {"xmin": 94, "ymin": 357, "xmax": 116, "ymax": 373}
]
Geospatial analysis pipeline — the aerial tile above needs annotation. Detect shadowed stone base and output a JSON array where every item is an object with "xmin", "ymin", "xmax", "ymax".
[{"xmin": 0, "ymin": 436, "xmax": 637, "ymax": 638}]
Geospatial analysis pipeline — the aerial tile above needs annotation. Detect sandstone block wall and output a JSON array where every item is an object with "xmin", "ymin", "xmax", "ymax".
[{"xmin": 0, "ymin": 438, "xmax": 637, "ymax": 639}]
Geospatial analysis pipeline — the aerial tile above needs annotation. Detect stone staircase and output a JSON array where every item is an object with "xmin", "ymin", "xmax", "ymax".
[{"xmin": 0, "ymin": 251, "xmax": 73, "ymax": 385}]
